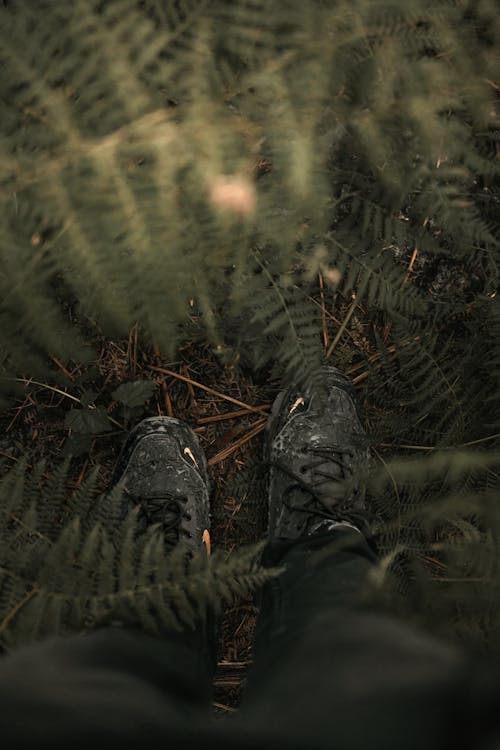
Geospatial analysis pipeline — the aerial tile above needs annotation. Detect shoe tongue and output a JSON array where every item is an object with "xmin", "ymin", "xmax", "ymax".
[
  {"xmin": 134, "ymin": 492, "xmax": 183, "ymax": 546},
  {"xmin": 299, "ymin": 454, "xmax": 347, "ymax": 502},
  {"xmin": 285, "ymin": 487, "xmax": 342, "ymax": 537}
]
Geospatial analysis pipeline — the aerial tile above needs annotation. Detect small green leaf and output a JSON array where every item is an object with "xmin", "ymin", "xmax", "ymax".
[
  {"xmin": 61, "ymin": 434, "xmax": 93, "ymax": 457},
  {"xmin": 65, "ymin": 406, "xmax": 112, "ymax": 434},
  {"xmin": 112, "ymin": 380, "xmax": 157, "ymax": 408}
]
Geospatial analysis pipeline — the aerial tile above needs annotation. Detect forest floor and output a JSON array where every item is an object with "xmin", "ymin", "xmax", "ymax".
[{"xmin": 0, "ymin": 282, "xmax": 380, "ymax": 712}]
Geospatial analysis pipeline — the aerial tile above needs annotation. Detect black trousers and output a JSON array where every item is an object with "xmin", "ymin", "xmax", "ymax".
[{"xmin": 0, "ymin": 529, "xmax": 499, "ymax": 748}]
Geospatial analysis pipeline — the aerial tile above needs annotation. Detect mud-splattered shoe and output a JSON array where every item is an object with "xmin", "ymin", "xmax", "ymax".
[
  {"xmin": 265, "ymin": 368, "xmax": 371, "ymax": 541},
  {"xmin": 112, "ymin": 417, "xmax": 211, "ymax": 554}
]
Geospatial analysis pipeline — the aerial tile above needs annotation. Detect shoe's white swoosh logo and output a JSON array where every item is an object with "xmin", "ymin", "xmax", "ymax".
[
  {"xmin": 202, "ymin": 529, "xmax": 211, "ymax": 556},
  {"xmin": 183, "ymin": 446, "xmax": 199, "ymax": 468},
  {"xmin": 289, "ymin": 397, "xmax": 305, "ymax": 415}
]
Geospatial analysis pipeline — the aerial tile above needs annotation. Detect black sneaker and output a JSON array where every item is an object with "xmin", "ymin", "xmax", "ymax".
[
  {"xmin": 265, "ymin": 367, "xmax": 370, "ymax": 541},
  {"xmin": 111, "ymin": 416, "xmax": 211, "ymax": 554}
]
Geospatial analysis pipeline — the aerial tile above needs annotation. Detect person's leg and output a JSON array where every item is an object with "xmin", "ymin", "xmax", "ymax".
[
  {"xmin": 3, "ymin": 532, "xmax": 497, "ymax": 750},
  {"xmin": 240, "ymin": 527, "xmax": 500, "ymax": 750},
  {"xmin": 0, "ymin": 625, "xmax": 216, "ymax": 744},
  {"xmin": 237, "ymin": 369, "xmax": 500, "ymax": 750}
]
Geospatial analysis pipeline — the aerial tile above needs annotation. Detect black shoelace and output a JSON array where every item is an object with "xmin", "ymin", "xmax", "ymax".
[
  {"xmin": 270, "ymin": 444, "xmax": 369, "ymax": 533},
  {"xmin": 130, "ymin": 492, "xmax": 192, "ymax": 547}
]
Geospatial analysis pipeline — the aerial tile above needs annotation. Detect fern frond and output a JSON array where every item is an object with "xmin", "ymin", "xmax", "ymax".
[
  {"xmin": 241, "ymin": 251, "xmax": 326, "ymax": 390},
  {"xmin": 366, "ymin": 445, "xmax": 500, "ymax": 647},
  {"xmin": 0, "ymin": 460, "xmax": 283, "ymax": 650}
]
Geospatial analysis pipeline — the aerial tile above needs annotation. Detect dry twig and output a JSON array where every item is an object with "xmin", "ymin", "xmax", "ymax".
[{"xmin": 149, "ymin": 366, "xmax": 269, "ymax": 416}]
